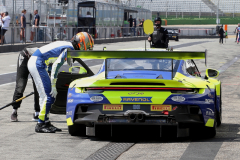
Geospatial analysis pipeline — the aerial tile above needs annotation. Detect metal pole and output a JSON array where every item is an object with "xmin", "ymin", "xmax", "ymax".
[
  {"xmin": 13, "ymin": 0, "xmax": 14, "ymax": 26},
  {"xmin": 23, "ymin": 0, "xmax": 25, "ymax": 9},
  {"xmin": 199, "ymin": 3, "xmax": 201, "ymax": 18},
  {"xmin": 54, "ymin": 12, "xmax": 56, "ymax": 27},
  {"xmin": 233, "ymin": 4, "xmax": 235, "ymax": 18},
  {"xmin": 39, "ymin": 0, "xmax": 41, "ymax": 25},
  {"xmin": 176, "ymin": 4, "xmax": 177, "ymax": 18},
  {"xmin": 73, "ymin": 0, "xmax": 76, "ymax": 26},
  {"xmin": 217, "ymin": 0, "xmax": 219, "ymax": 25},
  {"xmin": 166, "ymin": 1, "xmax": 168, "ymax": 18},
  {"xmin": 67, "ymin": 3, "xmax": 69, "ymax": 27}
]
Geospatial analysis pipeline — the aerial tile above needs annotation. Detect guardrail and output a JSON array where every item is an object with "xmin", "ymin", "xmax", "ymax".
[{"xmin": 0, "ymin": 26, "xmax": 147, "ymax": 45}]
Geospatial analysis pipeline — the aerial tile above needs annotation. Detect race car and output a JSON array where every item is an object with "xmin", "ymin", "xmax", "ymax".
[{"xmin": 50, "ymin": 49, "xmax": 221, "ymax": 138}]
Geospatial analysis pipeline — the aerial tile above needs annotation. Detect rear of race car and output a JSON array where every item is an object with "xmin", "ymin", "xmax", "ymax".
[
  {"xmin": 66, "ymin": 78, "xmax": 216, "ymax": 138},
  {"xmin": 65, "ymin": 50, "xmax": 217, "ymax": 138}
]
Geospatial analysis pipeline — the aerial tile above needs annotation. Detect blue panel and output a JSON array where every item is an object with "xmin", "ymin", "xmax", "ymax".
[
  {"xmin": 66, "ymin": 88, "xmax": 111, "ymax": 120},
  {"xmin": 163, "ymin": 89, "xmax": 216, "ymax": 124}
]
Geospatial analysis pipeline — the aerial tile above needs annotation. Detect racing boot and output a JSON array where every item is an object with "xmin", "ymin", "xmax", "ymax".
[
  {"xmin": 32, "ymin": 113, "xmax": 39, "ymax": 122},
  {"xmin": 11, "ymin": 111, "xmax": 18, "ymax": 122},
  {"xmin": 35, "ymin": 123, "xmax": 55, "ymax": 133},
  {"xmin": 45, "ymin": 121, "xmax": 62, "ymax": 132}
]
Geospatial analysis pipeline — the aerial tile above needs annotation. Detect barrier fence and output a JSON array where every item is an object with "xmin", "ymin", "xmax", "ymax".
[
  {"xmin": 0, "ymin": 26, "xmax": 220, "ymax": 45},
  {"xmin": 0, "ymin": 26, "xmax": 148, "ymax": 45}
]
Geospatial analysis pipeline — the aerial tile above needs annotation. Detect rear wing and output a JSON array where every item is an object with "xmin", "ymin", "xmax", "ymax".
[{"xmin": 67, "ymin": 50, "xmax": 207, "ymax": 66}]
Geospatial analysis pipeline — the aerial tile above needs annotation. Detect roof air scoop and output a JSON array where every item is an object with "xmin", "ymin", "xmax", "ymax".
[
  {"xmin": 115, "ymin": 74, "xmax": 122, "ymax": 79},
  {"xmin": 156, "ymin": 74, "xmax": 163, "ymax": 79}
]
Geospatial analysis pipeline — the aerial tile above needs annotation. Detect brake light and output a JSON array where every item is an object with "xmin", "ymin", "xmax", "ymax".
[
  {"xmin": 162, "ymin": 110, "xmax": 169, "ymax": 115},
  {"xmin": 87, "ymin": 87, "xmax": 191, "ymax": 91}
]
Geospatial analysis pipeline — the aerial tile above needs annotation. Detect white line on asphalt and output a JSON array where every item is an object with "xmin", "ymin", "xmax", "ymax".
[
  {"xmin": 0, "ymin": 71, "xmax": 17, "ymax": 75},
  {"xmin": 0, "ymin": 82, "xmax": 16, "ymax": 87},
  {"xmin": 0, "ymin": 79, "xmax": 33, "ymax": 87}
]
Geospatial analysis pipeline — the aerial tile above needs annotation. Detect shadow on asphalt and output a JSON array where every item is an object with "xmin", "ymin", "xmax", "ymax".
[
  {"xmin": 39, "ymin": 122, "xmax": 240, "ymax": 143},
  {"xmin": 84, "ymin": 123, "xmax": 240, "ymax": 143}
]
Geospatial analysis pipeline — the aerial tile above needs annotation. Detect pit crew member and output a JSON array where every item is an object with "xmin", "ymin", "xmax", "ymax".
[
  {"xmin": 148, "ymin": 17, "xmax": 169, "ymax": 48},
  {"xmin": 11, "ymin": 44, "xmax": 45, "ymax": 122},
  {"xmin": 28, "ymin": 32, "xmax": 94, "ymax": 133}
]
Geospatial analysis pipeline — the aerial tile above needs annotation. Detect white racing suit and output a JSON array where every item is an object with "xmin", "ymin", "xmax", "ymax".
[{"xmin": 27, "ymin": 41, "xmax": 74, "ymax": 123}]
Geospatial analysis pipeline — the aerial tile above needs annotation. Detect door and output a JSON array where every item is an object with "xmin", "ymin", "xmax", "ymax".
[{"xmin": 50, "ymin": 58, "xmax": 94, "ymax": 114}]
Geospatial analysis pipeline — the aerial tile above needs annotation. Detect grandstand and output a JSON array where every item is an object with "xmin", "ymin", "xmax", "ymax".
[
  {"xmin": 131, "ymin": 0, "xmax": 240, "ymax": 16},
  {"xmin": 0, "ymin": 0, "xmax": 240, "ymax": 26}
]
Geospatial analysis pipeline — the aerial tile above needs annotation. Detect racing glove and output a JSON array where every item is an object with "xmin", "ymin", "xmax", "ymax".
[{"xmin": 50, "ymin": 79, "xmax": 58, "ymax": 98}]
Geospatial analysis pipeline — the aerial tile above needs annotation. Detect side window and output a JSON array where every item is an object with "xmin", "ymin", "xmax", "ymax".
[{"xmin": 185, "ymin": 60, "xmax": 200, "ymax": 77}]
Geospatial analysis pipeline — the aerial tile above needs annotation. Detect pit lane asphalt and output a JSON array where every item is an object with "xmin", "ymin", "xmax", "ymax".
[{"xmin": 0, "ymin": 38, "xmax": 240, "ymax": 160}]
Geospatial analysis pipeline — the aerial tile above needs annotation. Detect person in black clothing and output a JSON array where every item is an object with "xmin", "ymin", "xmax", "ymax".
[
  {"xmin": 128, "ymin": 15, "xmax": 133, "ymax": 27},
  {"xmin": 219, "ymin": 25, "xmax": 224, "ymax": 44},
  {"xmin": 137, "ymin": 18, "xmax": 144, "ymax": 36},
  {"xmin": 235, "ymin": 24, "xmax": 240, "ymax": 42},
  {"xmin": 148, "ymin": 17, "xmax": 168, "ymax": 48},
  {"xmin": 128, "ymin": 15, "xmax": 134, "ymax": 35},
  {"xmin": 11, "ymin": 44, "xmax": 45, "ymax": 122}
]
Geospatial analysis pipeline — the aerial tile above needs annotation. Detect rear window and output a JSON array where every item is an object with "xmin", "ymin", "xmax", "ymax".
[{"xmin": 106, "ymin": 59, "xmax": 179, "ymax": 71}]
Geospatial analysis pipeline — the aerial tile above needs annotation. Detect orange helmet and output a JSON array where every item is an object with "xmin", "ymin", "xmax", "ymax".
[{"xmin": 71, "ymin": 32, "xmax": 94, "ymax": 50}]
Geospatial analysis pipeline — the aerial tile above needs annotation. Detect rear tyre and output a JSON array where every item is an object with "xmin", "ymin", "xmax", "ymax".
[
  {"xmin": 203, "ymin": 120, "xmax": 216, "ymax": 138},
  {"xmin": 175, "ymin": 36, "xmax": 179, "ymax": 41},
  {"xmin": 68, "ymin": 124, "xmax": 86, "ymax": 136}
]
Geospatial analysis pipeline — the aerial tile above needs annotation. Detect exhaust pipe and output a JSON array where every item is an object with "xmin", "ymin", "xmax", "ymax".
[
  {"xmin": 129, "ymin": 114, "xmax": 137, "ymax": 122},
  {"xmin": 137, "ymin": 114, "xmax": 145, "ymax": 122}
]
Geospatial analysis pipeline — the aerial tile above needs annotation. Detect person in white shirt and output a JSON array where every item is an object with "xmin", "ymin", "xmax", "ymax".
[{"xmin": 0, "ymin": 12, "xmax": 11, "ymax": 44}]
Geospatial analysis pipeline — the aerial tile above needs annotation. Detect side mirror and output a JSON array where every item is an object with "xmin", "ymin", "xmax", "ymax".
[
  {"xmin": 206, "ymin": 68, "xmax": 219, "ymax": 78},
  {"xmin": 69, "ymin": 66, "xmax": 87, "ymax": 74}
]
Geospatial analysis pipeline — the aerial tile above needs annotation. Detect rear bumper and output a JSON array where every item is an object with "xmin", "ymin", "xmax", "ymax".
[{"xmin": 73, "ymin": 104, "xmax": 205, "ymax": 137}]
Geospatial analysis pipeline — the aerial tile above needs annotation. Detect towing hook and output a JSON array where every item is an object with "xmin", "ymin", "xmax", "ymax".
[
  {"xmin": 137, "ymin": 114, "xmax": 145, "ymax": 122},
  {"xmin": 129, "ymin": 114, "xmax": 137, "ymax": 122}
]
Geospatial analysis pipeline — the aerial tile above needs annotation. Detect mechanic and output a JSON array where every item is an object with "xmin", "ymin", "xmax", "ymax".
[
  {"xmin": 219, "ymin": 25, "xmax": 224, "ymax": 45},
  {"xmin": 28, "ymin": 32, "xmax": 94, "ymax": 133},
  {"xmin": 148, "ymin": 17, "xmax": 168, "ymax": 48},
  {"xmin": 11, "ymin": 44, "xmax": 45, "ymax": 122}
]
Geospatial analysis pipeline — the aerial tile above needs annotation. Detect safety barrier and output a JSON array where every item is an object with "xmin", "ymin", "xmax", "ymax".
[{"xmin": 0, "ymin": 26, "xmax": 147, "ymax": 45}]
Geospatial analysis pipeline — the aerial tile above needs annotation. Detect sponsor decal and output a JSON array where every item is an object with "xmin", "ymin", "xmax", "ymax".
[
  {"xmin": 68, "ymin": 93, "xmax": 72, "ymax": 98},
  {"xmin": 128, "ymin": 92, "xmax": 144, "ymax": 95},
  {"xmin": 205, "ymin": 99, "xmax": 214, "ymax": 103},
  {"xmin": 68, "ymin": 99, "xmax": 73, "ymax": 103},
  {"xmin": 121, "ymin": 97, "xmax": 152, "ymax": 103},
  {"xmin": 206, "ymin": 108, "xmax": 214, "ymax": 116},
  {"xmin": 171, "ymin": 96, "xmax": 185, "ymax": 102},
  {"xmin": 103, "ymin": 105, "xmax": 123, "ymax": 111},
  {"xmin": 151, "ymin": 105, "xmax": 172, "ymax": 111},
  {"xmin": 90, "ymin": 96, "xmax": 103, "ymax": 102},
  {"xmin": 133, "ymin": 104, "xmax": 140, "ymax": 110}
]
